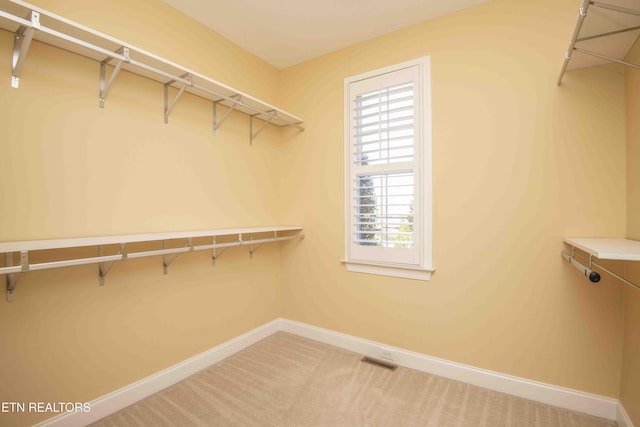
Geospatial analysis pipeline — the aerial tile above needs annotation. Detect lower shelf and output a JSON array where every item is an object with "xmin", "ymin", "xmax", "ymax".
[{"xmin": 0, "ymin": 226, "xmax": 304, "ymax": 301}]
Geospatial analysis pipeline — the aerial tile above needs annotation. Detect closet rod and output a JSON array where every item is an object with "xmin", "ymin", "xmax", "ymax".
[
  {"xmin": 561, "ymin": 250, "xmax": 640, "ymax": 290},
  {"xmin": 561, "ymin": 250, "xmax": 601, "ymax": 282}
]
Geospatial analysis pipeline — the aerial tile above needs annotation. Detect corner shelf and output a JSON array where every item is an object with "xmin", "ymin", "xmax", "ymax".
[
  {"xmin": 0, "ymin": 226, "xmax": 305, "ymax": 302},
  {"xmin": 557, "ymin": 0, "xmax": 640, "ymax": 85},
  {"xmin": 0, "ymin": 0, "xmax": 304, "ymax": 142},
  {"xmin": 561, "ymin": 237, "xmax": 640, "ymax": 290}
]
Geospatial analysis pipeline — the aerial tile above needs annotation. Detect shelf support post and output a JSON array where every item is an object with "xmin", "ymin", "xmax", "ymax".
[
  {"xmin": 249, "ymin": 111, "xmax": 276, "ymax": 145},
  {"xmin": 211, "ymin": 236, "xmax": 230, "ymax": 265},
  {"xmin": 5, "ymin": 251, "xmax": 28, "ymax": 302},
  {"xmin": 11, "ymin": 11, "xmax": 39, "ymax": 88},
  {"xmin": 98, "ymin": 244, "xmax": 125, "ymax": 285},
  {"xmin": 212, "ymin": 236, "xmax": 216, "ymax": 266},
  {"xmin": 100, "ymin": 47, "xmax": 129, "ymax": 108},
  {"xmin": 164, "ymin": 73, "xmax": 192, "ymax": 124}
]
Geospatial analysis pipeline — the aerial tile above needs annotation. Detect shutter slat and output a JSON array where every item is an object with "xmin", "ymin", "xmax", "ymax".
[
  {"xmin": 354, "ymin": 101, "xmax": 414, "ymax": 118},
  {"xmin": 355, "ymin": 84, "xmax": 413, "ymax": 104}
]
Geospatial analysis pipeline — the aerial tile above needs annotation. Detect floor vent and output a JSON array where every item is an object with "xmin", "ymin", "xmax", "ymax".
[{"xmin": 361, "ymin": 356, "xmax": 398, "ymax": 371}]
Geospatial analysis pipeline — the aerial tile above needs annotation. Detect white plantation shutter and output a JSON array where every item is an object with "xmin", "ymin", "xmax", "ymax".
[
  {"xmin": 344, "ymin": 58, "xmax": 432, "ymax": 277},
  {"xmin": 349, "ymin": 65, "xmax": 420, "ymax": 265}
]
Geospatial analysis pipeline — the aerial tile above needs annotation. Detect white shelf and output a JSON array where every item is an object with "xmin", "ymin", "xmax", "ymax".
[
  {"xmin": 0, "ymin": 226, "xmax": 305, "ymax": 301},
  {"xmin": 563, "ymin": 237, "xmax": 640, "ymax": 261},
  {"xmin": 0, "ymin": 0, "xmax": 304, "ymax": 140},
  {"xmin": 0, "ymin": 226, "xmax": 302, "ymax": 253}
]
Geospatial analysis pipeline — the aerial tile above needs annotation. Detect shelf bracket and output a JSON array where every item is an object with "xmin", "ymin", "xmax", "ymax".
[
  {"xmin": 212, "ymin": 236, "xmax": 217, "ymax": 265},
  {"xmin": 250, "ymin": 231, "xmax": 276, "ymax": 259},
  {"xmin": 11, "ymin": 11, "xmax": 39, "ymax": 88},
  {"xmin": 98, "ymin": 244, "xmax": 126, "ymax": 286},
  {"xmin": 213, "ymin": 95, "xmax": 241, "ymax": 136},
  {"xmin": 5, "ymin": 251, "xmax": 28, "ymax": 302},
  {"xmin": 164, "ymin": 73, "xmax": 192, "ymax": 124},
  {"xmin": 99, "ymin": 47, "xmax": 130, "ymax": 108},
  {"xmin": 249, "ymin": 111, "xmax": 276, "ymax": 145},
  {"xmin": 163, "ymin": 238, "xmax": 193, "ymax": 274}
]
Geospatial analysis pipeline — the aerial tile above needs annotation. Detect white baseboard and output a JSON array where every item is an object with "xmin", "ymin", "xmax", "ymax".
[
  {"xmin": 279, "ymin": 318, "xmax": 619, "ymax": 421},
  {"xmin": 617, "ymin": 400, "xmax": 636, "ymax": 427},
  {"xmin": 36, "ymin": 319, "xmax": 282, "ymax": 427},
  {"xmin": 38, "ymin": 317, "xmax": 623, "ymax": 425}
]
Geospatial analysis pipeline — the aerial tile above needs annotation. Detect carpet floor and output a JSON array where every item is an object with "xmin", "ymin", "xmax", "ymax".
[{"xmin": 90, "ymin": 332, "xmax": 616, "ymax": 427}]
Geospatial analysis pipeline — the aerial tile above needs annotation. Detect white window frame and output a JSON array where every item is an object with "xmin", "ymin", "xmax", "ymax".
[{"xmin": 343, "ymin": 56, "xmax": 434, "ymax": 281}]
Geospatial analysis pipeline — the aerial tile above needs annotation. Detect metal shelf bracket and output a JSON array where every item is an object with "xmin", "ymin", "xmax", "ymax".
[
  {"xmin": 164, "ymin": 73, "xmax": 192, "ymax": 124},
  {"xmin": 99, "ymin": 47, "xmax": 130, "ymax": 108},
  {"xmin": 5, "ymin": 251, "xmax": 28, "ymax": 302},
  {"xmin": 249, "ymin": 231, "xmax": 275, "ymax": 258},
  {"xmin": 250, "ymin": 111, "xmax": 276, "ymax": 145},
  {"xmin": 213, "ymin": 95, "xmax": 241, "ymax": 136},
  {"xmin": 98, "ymin": 244, "xmax": 126, "ymax": 286},
  {"xmin": 11, "ymin": 10, "xmax": 39, "ymax": 88},
  {"xmin": 162, "ymin": 238, "xmax": 193, "ymax": 274}
]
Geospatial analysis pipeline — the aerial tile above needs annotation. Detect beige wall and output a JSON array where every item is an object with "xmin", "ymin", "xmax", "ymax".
[
  {"xmin": 279, "ymin": 0, "xmax": 626, "ymax": 398},
  {"xmin": 0, "ymin": 0, "xmax": 634, "ymax": 425},
  {"xmin": 0, "ymin": 1, "xmax": 289, "ymax": 426},
  {"xmin": 622, "ymin": 39, "xmax": 640, "ymax": 426}
]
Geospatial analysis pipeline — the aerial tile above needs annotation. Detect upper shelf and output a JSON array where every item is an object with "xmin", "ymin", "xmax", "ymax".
[
  {"xmin": 563, "ymin": 237, "xmax": 640, "ymax": 260},
  {"xmin": 0, "ymin": 0, "xmax": 304, "ymax": 136},
  {"xmin": 557, "ymin": 0, "xmax": 640, "ymax": 85}
]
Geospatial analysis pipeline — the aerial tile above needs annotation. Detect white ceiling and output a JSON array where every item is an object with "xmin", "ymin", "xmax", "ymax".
[{"xmin": 160, "ymin": 0, "xmax": 491, "ymax": 69}]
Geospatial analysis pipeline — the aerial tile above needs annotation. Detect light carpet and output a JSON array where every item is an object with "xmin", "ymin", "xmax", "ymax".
[{"xmin": 90, "ymin": 332, "xmax": 616, "ymax": 426}]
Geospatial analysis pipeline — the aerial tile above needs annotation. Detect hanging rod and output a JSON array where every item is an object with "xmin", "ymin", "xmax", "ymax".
[
  {"xmin": 561, "ymin": 249, "xmax": 601, "ymax": 282},
  {"xmin": 0, "ymin": 226, "xmax": 304, "ymax": 301},
  {"xmin": 557, "ymin": 0, "xmax": 640, "ymax": 85},
  {"xmin": 0, "ymin": 0, "xmax": 304, "ymax": 139},
  {"xmin": 561, "ymin": 237, "xmax": 640, "ymax": 291}
]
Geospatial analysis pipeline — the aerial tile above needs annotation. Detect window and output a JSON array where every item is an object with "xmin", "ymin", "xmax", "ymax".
[{"xmin": 343, "ymin": 57, "xmax": 433, "ymax": 280}]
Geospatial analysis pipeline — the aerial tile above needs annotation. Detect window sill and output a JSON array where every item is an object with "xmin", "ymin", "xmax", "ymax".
[{"xmin": 341, "ymin": 260, "xmax": 434, "ymax": 281}]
